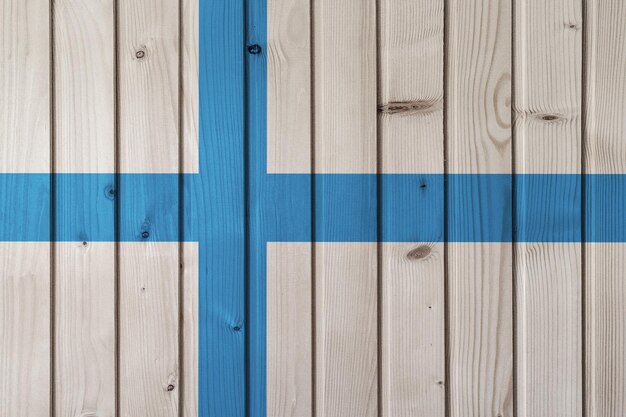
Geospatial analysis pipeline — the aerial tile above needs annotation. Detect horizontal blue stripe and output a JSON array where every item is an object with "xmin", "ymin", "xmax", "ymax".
[{"xmin": 2, "ymin": 173, "xmax": 625, "ymax": 242}]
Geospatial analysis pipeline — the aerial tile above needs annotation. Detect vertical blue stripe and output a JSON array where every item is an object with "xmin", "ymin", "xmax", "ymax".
[{"xmin": 196, "ymin": 0, "xmax": 246, "ymax": 415}]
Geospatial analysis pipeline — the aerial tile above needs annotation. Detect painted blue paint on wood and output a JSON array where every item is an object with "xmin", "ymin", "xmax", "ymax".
[
  {"xmin": 194, "ymin": 0, "xmax": 246, "ymax": 415},
  {"xmin": 0, "ymin": 174, "xmax": 50, "ymax": 241}
]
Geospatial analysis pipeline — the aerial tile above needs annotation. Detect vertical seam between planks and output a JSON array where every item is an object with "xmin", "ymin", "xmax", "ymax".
[
  {"xmin": 374, "ymin": 0, "xmax": 382, "ymax": 414},
  {"xmin": 511, "ymin": 0, "xmax": 519, "ymax": 414},
  {"xmin": 442, "ymin": 0, "xmax": 450, "ymax": 415},
  {"xmin": 309, "ymin": 0, "xmax": 317, "ymax": 414},
  {"xmin": 49, "ymin": 0, "xmax": 57, "ymax": 415},
  {"xmin": 243, "ymin": 0, "xmax": 251, "ymax": 415},
  {"xmin": 580, "ymin": 0, "xmax": 588, "ymax": 414},
  {"xmin": 113, "ymin": 0, "xmax": 121, "ymax": 414},
  {"xmin": 177, "ymin": 0, "xmax": 185, "ymax": 414}
]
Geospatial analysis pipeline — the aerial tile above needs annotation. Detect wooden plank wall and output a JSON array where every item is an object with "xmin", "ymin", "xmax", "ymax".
[{"xmin": 2, "ymin": 0, "xmax": 626, "ymax": 417}]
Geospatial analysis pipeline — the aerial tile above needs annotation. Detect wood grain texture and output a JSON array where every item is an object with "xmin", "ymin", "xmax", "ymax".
[
  {"xmin": 585, "ymin": 2, "xmax": 626, "ymax": 416},
  {"xmin": 313, "ymin": 0, "xmax": 376, "ymax": 173},
  {"xmin": 378, "ymin": 1, "xmax": 444, "ymax": 416},
  {"xmin": 379, "ymin": 0, "xmax": 443, "ymax": 174},
  {"xmin": 0, "ymin": 2, "xmax": 50, "ymax": 415},
  {"xmin": 267, "ymin": 0, "xmax": 310, "ymax": 174},
  {"xmin": 516, "ymin": 243, "xmax": 581, "ymax": 417},
  {"xmin": 119, "ymin": 242, "xmax": 179, "ymax": 417},
  {"xmin": 54, "ymin": 0, "xmax": 114, "ymax": 173},
  {"xmin": 315, "ymin": 243, "xmax": 377, "ymax": 417},
  {"xmin": 182, "ymin": 0, "xmax": 198, "ymax": 173},
  {"xmin": 183, "ymin": 242, "xmax": 198, "ymax": 417},
  {"xmin": 514, "ymin": 0, "xmax": 582, "ymax": 415},
  {"xmin": 55, "ymin": 243, "xmax": 115, "ymax": 417},
  {"xmin": 0, "ymin": 243, "xmax": 50, "ymax": 417},
  {"xmin": 119, "ymin": 0, "xmax": 179, "ymax": 173},
  {"xmin": 53, "ymin": 2, "xmax": 116, "ymax": 416},
  {"xmin": 0, "ymin": 0, "xmax": 50, "ymax": 173},
  {"xmin": 381, "ymin": 243, "xmax": 444, "ymax": 417},
  {"xmin": 447, "ymin": 1, "xmax": 513, "ymax": 416},
  {"xmin": 267, "ymin": 243, "xmax": 312, "ymax": 417}
]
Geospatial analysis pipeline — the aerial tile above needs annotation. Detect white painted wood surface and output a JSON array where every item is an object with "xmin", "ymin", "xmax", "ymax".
[
  {"xmin": 447, "ymin": 0, "xmax": 513, "ymax": 416},
  {"xmin": 378, "ymin": 1, "xmax": 445, "ymax": 416},
  {"xmin": 0, "ymin": 1, "xmax": 50, "ymax": 416},
  {"xmin": 0, "ymin": 243, "xmax": 51, "ymax": 417},
  {"xmin": 53, "ymin": 2, "xmax": 116, "ymax": 416},
  {"xmin": 585, "ymin": 2, "xmax": 626, "ymax": 416},
  {"xmin": 514, "ymin": 0, "xmax": 583, "ymax": 415}
]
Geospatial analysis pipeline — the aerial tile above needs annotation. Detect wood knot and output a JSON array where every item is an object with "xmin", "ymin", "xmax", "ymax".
[
  {"xmin": 379, "ymin": 100, "xmax": 440, "ymax": 116},
  {"xmin": 406, "ymin": 245, "xmax": 431, "ymax": 260},
  {"xmin": 167, "ymin": 384, "xmax": 175, "ymax": 392},
  {"xmin": 564, "ymin": 22, "xmax": 580, "ymax": 30},
  {"xmin": 535, "ymin": 113, "xmax": 566, "ymax": 123},
  {"xmin": 135, "ymin": 47, "xmax": 147, "ymax": 60}
]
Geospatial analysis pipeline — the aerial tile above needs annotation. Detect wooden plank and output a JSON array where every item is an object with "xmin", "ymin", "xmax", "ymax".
[
  {"xmin": 119, "ymin": 0, "xmax": 179, "ymax": 173},
  {"xmin": 313, "ymin": 1, "xmax": 377, "ymax": 415},
  {"xmin": 0, "ymin": 1, "xmax": 50, "ymax": 416},
  {"xmin": 119, "ymin": 242, "xmax": 179, "ymax": 417},
  {"xmin": 53, "ymin": 2, "xmax": 116, "ymax": 416},
  {"xmin": 313, "ymin": 0, "xmax": 377, "ymax": 173},
  {"xmin": 378, "ymin": 1, "xmax": 444, "ymax": 416},
  {"xmin": 514, "ymin": 0, "xmax": 582, "ymax": 415},
  {"xmin": 447, "ymin": 0, "xmax": 513, "ymax": 416},
  {"xmin": 183, "ymin": 242, "xmax": 198, "ymax": 417},
  {"xmin": 315, "ymin": 243, "xmax": 378, "ymax": 417},
  {"xmin": 265, "ymin": 0, "xmax": 312, "ymax": 414},
  {"xmin": 0, "ymin": 0, "xmax": 50, "ymax": 173},
  {"xmin": 118, "ymin": 0, "xmax": 180, "ymax": 415},
  {"xmin": 585, "ymin": 2, "xmax": 626, "ymax": 415},
  {"xmin": 267, "ymin": 0, "xmax": 310, "ymax": 174},
  {"xmin": 267, "ymin": 243, "xmax": 312, "ymax": 417},
  {"xmin": 55, "ymin": 243, "xmax": 115, "ymax": 417},
  {"xmin": 182, "ymin": 0, "xmax": 198, "ymax": 173},
  {"xmin": 381, "ymin": 243, "xmax": 445, "ymax": 417},
  {"xmin": 0, "ymin": 243, "xmax": 50, "ymax": 417}
]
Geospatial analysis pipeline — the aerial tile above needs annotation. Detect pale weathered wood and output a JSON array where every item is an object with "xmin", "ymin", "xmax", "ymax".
[
  {"xmin": 0, "ymin": 2, "xmax": 50, "ymax": 415},
  {"xmin": 119, "ymin": 242, "xmax": 179, "ymax": 417},
  {"xmin": 119, "ymin": 0, "xmax": 179, "ymax": 173},
  {"xmin": 0, "ymin": 243, "xmax": 50, "ymax": 417},
  {"xmin": 379, "ymin": 0, "xmax": 443, "ymax": 174},
  {"xmin": 183, "ymin": 242, "xmax": 198, "ymax": 417},
  {"xmin": 267, "ymin": 0, "xmax": 310, "ymax": 174},
  {"xmin": 585, "ymin": 2, "xmax": 626, "ymax": 415},
  {"xmin": 381, "ymin": 243, "xmax": 445, "ymax": 417},
  {"xmin": 0, "ymin": 0, "xmax": 50, "ymax": 173},
  {"xmin": 267, "ymin": 243, "xmax": 312, "ymax": 417},
  {"xmin": 118, "ymin": 1, "xmax": 180, "ymax": 414},
  {"xmin": 55, "ymin": 243, "xmax": 115, "ymax": 417},
  {"xmin": 54, "ymin": 0, "xmax": 114, "ymax": 174},
  {"xmin": 378, "ymin": 1, "xmax": 444, "ymax": 416},
  {"xmin": 313, "ymin": 1, "xmax": 377, "ymax": 415},
  {"xmin": 315, "ymin": 243, "xmax": 377, "ymax": 417},
  {"xmin": 53, "ymin": 2, "xmax": 116, "ymax": 416},
  {"xmin": 447, "ymin": 0, "xmax": 513, "ymax": 416},
  {"xmin": 313, "ymin": 0, "xmax": 377, "ymax": 173},
  {"xmin": 182, "ymin": 0, "xmax": 198, "ymax": 173},
  {"xmin": 266, "ymin": 0, "xmax": 313, "ymax": 414},
  {"xmin": 514, "ymin": 0, "xmax": 583, "ymax": 415}
]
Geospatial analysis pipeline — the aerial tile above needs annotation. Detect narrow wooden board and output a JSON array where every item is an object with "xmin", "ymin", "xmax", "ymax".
[
  {"xmin": 585, "ymin": 2, "xmax": 626, "ymax": 415},
  {"xmin": 118, "ymin": 1, "xmax": 181, "ymax": 415},
  {"xmin": 267, "ymin": 0, "xmax": 310, "ymax": 174},
  {"xmin": 378, "ymin": 1, "xmax": 445, "ymax": 416},
  {"xmin": 447, "ymin": 0, "xmax": 513, "ymax": 416},
  {"xmin": 267, "ymin": 243, "xmax": 312, "ymax": 417},
  {"xmin": 381, "ymin": 243, "xmax": 445, "ymax": 417},
  {"xmin": 0, "ymin": 2, "xmax": 50, "ymax": 416},
  {"xmin": 514, "ymin": 0, "xmax": 583, "ymax": 415},
  {"xmin": 183, "ymin": 242, "xmax": 198, "ymax": 417},
  {"xmin": 53, "ymin": 1, "xmax": 116, "ymax": 416},
  {"xmin": 182, "ymin": 0, "xmax": 198, "ymax": 173},
  {"xmin": 0, "ymin": 243, "xmax": 51, "ymax": 417},
  {"xmin": 315, "ymin": 243, "xmax": 378, "ymax": 417},
  {"xmin": 119, "ymin": 242, "xmax": 179, "ymax": 417}
]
